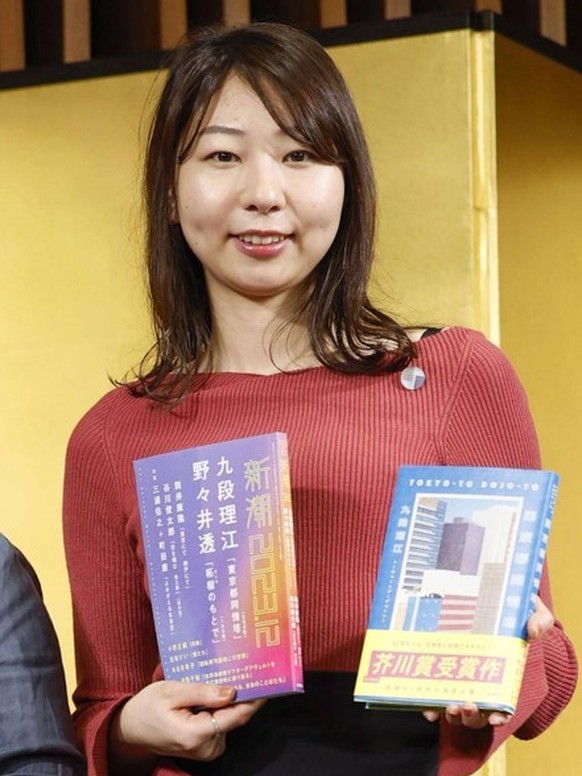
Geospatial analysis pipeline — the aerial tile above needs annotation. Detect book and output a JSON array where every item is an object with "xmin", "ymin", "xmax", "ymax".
[
  {"xmin": 354, "ymin": 465, "xmax": 559, "ymax": 714},
  {"xmin": 134, "ymin": 432, "xmax": 303, "ymax": 702}
]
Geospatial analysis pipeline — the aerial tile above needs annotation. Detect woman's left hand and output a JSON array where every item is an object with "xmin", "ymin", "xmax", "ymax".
[
  {"xmin": 423, "ymin": 704, "xmax": 510, "ymax": 729},
  {"xmin": 526, "ymin": 595, "xmax": 554, "ymax": 642},
  {"xmin": 422, "ymin": 596, "xmax": 554, "ymax": 729}
]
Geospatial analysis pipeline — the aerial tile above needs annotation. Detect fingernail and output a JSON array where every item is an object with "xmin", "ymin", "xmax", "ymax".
[
  {"xmin": 490, "ymin": 715, "xmax": 509, "ymax": 726},
  {"xmin": 218, "ymin": 685, "xmax": 235, "ymax": 699}
]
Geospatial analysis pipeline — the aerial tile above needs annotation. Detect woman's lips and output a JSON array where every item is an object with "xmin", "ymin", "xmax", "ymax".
[{"xmin": 233, "ymin": 232, "xmax": 291, "ymax": 258}]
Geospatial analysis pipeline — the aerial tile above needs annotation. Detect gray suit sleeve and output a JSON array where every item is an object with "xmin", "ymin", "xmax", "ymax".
[{"xmin": 0, "ymin": 535, "xmax": 86, "ymax": 775}]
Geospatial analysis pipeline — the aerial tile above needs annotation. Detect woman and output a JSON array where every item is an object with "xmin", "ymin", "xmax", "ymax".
[{"xmin": 63, "ymin": 22, "xmax": 577, "ymax": 776}]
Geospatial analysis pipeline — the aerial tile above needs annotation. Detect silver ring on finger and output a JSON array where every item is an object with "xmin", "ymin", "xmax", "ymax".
[{"xmin": 210, "ymin": 712, "xmax": 222, "ymax": 739}]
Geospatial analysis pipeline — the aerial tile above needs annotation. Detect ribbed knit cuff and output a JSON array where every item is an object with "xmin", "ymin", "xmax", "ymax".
[{"xmin": 515, "ymin": 627, "xmax": 578, "ymax": 740}]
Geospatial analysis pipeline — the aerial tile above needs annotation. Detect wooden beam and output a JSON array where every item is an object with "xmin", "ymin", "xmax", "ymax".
[
  {"xmin": 539, "ymin": 0, "xmax": 566, "ymax": 45},
  {"xmin": 384, "ymin": 0, "xmax": 411, "ymax": 19},
  {"xmin": 63, "ymin": 0, "xmax": 90, "ymax": 62},
  {"xmin": 159, "ymin": 0, "xmax": 187, "ymax": 49},
  {"xmin": 319, "ymin": 0, "xmax": 347, "ymax": 27},
  {"xmin": 473, "ymin": 1, "xmax": 502, "ymax": 11},
  {"xmin": 223, "ymin": 0, "xmax": 251, "ymax": 25},
  {"xmin": 0, "ymin": 0, "xmax": 25, "ymax": 71}
]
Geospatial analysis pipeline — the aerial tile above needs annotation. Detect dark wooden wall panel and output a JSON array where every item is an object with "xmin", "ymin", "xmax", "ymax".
[
  {"xmin": 566, "ymin": 0, "xmax": 582, "ymax": 53},
  {"xmin": 0, "ymin": 0, "xmax": 580, "ymax": 75}
]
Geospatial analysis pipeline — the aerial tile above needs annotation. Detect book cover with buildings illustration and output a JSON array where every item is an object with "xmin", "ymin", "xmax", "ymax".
[
  {"xmin": 354, "ymin": 465, "xmax": 559, "ymax": 713},
  {"xmin": 134, "ymin": 432, "xmax": 303, "ymax": 702}
]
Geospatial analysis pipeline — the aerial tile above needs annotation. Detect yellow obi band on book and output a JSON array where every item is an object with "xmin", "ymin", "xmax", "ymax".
[{"xmin": 355, "ymin": 629, "xmax": 527, "ymax": 714}]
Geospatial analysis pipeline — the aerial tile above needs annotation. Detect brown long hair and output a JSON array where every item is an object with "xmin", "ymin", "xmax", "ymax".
[{"xmin": 128, "ymin": 22, "xmax": 414, "ymax": 403}]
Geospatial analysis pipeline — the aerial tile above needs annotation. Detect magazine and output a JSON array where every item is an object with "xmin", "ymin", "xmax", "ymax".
[
  {"xmin": 354, "ymin": 465, "xmax": 559, "ymax": 713},
  {"xmin": 134, "ymin": 432, "xmax": 303, "ymax": 702}
]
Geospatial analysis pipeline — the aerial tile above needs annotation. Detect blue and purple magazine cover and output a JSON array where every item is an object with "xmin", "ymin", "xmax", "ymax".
[{"xmin": 134, "ymin": 432, "xmax": 303, "ymax": 702}]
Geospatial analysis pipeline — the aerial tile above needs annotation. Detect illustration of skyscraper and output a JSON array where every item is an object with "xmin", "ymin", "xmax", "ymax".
[
  {"xmin": 401, "ymin": 497, "xmax": 447, "ymax": 591},
  {"xmin": 437, "ymin": 517, "xmax": 485, "ymax": 574},
  {"xmin": 471, "ymin": 504, "xmax": 519, "ymax": 633}
]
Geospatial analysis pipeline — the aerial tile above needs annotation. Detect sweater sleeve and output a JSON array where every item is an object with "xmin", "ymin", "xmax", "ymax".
[
  {"xmin": 62, "ymin": 393, "xmax": 160, "ymax": 776},
  {"xmin": 433, "ymin": 330, "xmax": 578, "ymax": 776}
]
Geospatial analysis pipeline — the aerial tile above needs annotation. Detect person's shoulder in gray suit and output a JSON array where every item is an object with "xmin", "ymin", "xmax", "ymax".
[{"xmin": 0, "ymin": 534, "xmax": 86, "ymax": 775}]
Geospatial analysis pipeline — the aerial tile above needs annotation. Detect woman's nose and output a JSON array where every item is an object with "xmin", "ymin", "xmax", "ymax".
[{"xmin": 240, "ymin": 159, "xmax": 285, "ymax": 213}]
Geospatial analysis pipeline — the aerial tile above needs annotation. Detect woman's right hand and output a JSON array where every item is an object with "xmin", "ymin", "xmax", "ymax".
[{"xmin": 109, "ymin": 680, "xmax": 265, "ymax": 772}]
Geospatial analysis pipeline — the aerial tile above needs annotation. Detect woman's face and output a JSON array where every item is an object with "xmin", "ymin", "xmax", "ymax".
[{"xmin": 174, "ymin": 74, "xmax": 345, "ymax": 310}]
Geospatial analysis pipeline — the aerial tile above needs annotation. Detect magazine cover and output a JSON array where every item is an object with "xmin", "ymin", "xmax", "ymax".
[
  {"xmin": 354, "ymin": 465, "xmax": 559, "ymax": 713},
  {"xmin": 134, "ymin": 432, "xmax": 303, "ymax": 702}
]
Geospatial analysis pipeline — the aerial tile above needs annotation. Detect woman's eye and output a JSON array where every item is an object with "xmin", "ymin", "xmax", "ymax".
[
  {"xmin": 209, "ymin": 151, "xmax": 237, "ymax": 163},
  {"xmin": 285, "ymin": 150, "xmax": 313, "ymax": 163}
]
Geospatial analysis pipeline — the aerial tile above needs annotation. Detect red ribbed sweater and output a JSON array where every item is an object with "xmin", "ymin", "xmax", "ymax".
[{"xmin": 63, "ymin": 327, "xmax": 577, "ymax": 776}]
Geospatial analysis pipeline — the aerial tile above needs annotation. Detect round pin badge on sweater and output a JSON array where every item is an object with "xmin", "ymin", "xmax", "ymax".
[{"xmin": 400, "ymin": 366, "xmax": 426, "ymax": 390}]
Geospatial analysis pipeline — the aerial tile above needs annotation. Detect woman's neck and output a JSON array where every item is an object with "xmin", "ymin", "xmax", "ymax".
[{"xmin": 205, "ymin": 295, "xmax": 317, "ymax": 375}]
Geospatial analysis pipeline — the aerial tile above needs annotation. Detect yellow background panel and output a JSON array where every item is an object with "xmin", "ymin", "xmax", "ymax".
[
  {"xmin": 333, "ymin": 31, "xmax": 477, "ymax": 329},
  {"xmin": 495, "ymin": 35, "xmax": 582, "ymax": 776}
]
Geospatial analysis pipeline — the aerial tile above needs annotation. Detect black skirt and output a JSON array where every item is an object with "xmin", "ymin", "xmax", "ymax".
[{"xmin": 177, "ymin": 672, "xmax": 439, "ymax": 776}]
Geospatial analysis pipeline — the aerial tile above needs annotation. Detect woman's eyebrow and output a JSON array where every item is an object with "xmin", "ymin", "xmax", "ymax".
[
  {"xmin": 199, "ymin": 125, "xmax": 292, "ymax": 137},
  {"xmin": 200, "ymin": 125, "xmax": 244, "ymax": 136}
]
